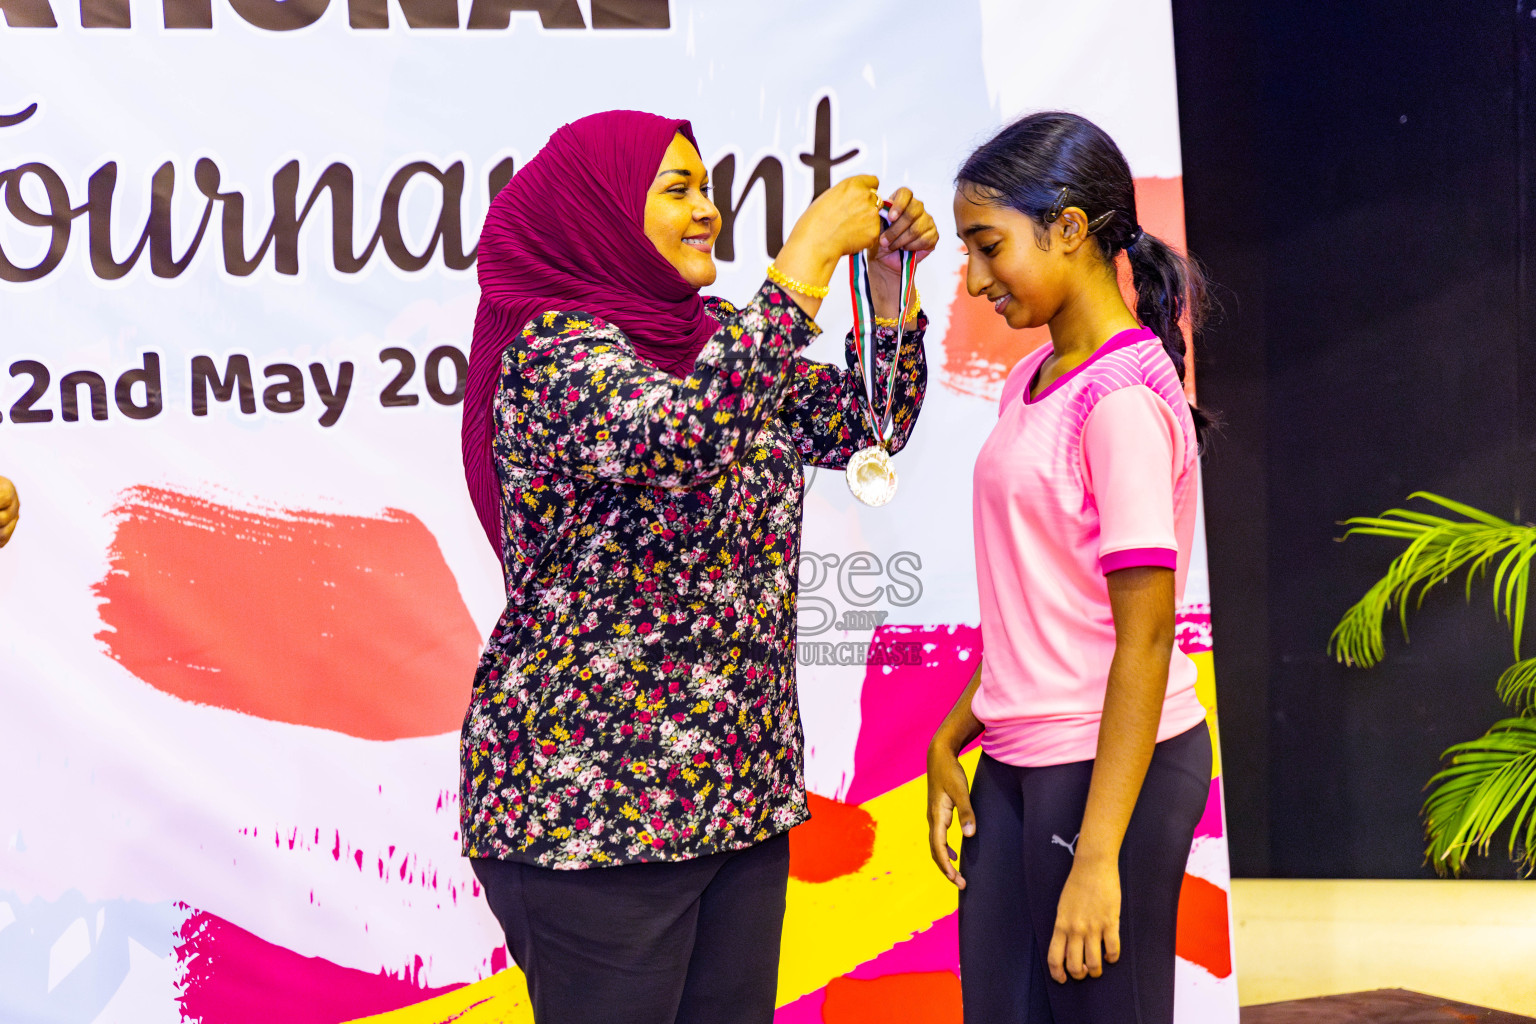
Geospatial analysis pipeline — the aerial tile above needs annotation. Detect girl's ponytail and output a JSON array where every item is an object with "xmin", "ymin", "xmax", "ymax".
[{"xmin": 1124, "ymin": 229, "xmax": 1213, "ymax": 437}]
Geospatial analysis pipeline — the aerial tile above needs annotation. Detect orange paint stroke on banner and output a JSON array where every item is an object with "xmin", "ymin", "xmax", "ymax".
[
  {"xmin": 821, "ymin": 971, "xmax": 962, "ymax": 1024},
  {"xmin": 788, "ymin": 792, "xmax": 877, "ymax": 883},
  {"xmin": 93, "ymin": 486, "xmax": 481, "ymax": 740},
  {"xmin": 1176, "ymin": 872, "xmax": 1233, "ymax": 979}
]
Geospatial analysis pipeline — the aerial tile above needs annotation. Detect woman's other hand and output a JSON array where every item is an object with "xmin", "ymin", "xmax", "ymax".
[
  {"xmin": 1047, "ymin": 856, "xmax": 1122, "ymax": 983},
  {"xmin": 772, "ymin": 174, "xmax": 884, "ymax": 318},
  {"xmin": 875, "ymin": 187, "xmax": 939, "ymax": 269},
  {"xmin": 926, "ymin": 738, "xmax": 975, "ymax": 889},
  {"xmin": 0, "ymin": 476, "xmax": 18, "ymax": 547},
  {"xmin": 869, "ymin": 187, "xmax": 939, "ymax": 319}
]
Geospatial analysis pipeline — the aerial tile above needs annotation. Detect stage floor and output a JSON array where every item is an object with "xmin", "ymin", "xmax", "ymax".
[
  {"xmin": 1231, "ymin": 879, "xmax": 1536, "ymax": 1015},
  {"xmin": 1242, "ymin": 989, "xmax": 1536, "ymax": 1023}
]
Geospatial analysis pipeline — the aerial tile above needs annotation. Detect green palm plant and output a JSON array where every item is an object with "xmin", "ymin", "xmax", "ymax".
[{"xmin": 1330, "ymin": 492, "xmax": 1536, "ymax": 875}]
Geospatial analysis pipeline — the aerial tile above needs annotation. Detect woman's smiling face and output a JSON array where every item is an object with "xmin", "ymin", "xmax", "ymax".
[{"xmin": 644, "ymin": 133, "xmax": 721, "ymax": 289}]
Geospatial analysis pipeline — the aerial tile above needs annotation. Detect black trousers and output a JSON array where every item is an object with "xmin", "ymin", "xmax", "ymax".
[
  {"xmin": 471, "ymin": 832, "xmax": 789, "ymax": 1024},
  {"xmin": 958, "ymin": 721, "xmax": 1212, "ymax": 1024}
]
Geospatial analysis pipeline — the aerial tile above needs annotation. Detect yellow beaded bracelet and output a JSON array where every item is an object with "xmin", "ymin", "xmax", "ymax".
[
  {"xmin": 766, "ymin": 262, "xmax": 830, "ymax": 299},
  {"xmin": 874, "ymin": 286, "xmax": 922, "ymax": 328}
]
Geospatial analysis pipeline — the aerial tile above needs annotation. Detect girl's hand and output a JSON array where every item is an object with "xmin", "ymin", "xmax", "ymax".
[
  {"xmin": 1047, "ymin": 856, "xmax": 1122, "ymax": 983},
  {"xmin": 926, "ymin": 740, "xmax": 975, "ymax": 888}
]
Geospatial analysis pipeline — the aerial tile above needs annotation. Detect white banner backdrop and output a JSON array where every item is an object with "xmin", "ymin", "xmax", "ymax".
[{"xmin": 0, "ymin": 1, "xmax": 1238, "ymax": 1021}]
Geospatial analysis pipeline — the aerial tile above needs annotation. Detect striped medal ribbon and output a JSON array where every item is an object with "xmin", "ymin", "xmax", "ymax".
[{"xmin": 845, "ymin": 205, "xmax": 916, "ymax": 507}]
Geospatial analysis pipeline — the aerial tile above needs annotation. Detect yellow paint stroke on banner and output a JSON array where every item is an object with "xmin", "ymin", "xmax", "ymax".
[
  {"xmin": 1190, "ymin": 650, "xmax": 1222, "ymax": 779},
  {"xmin": 344, "ymin": 965, "xmax": 533, "ymax": 1024},
  {"xmin": 344, "ymin": 752, "xmax": 982, "ymax": 1022}
]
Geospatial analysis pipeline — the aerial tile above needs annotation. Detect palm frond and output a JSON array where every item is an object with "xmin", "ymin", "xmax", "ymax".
[
  {"xmin": 1497, "ymin": 658, "xmax": 1536, "ymax": 712},
  {"xmin": 1329, "ymin": 493, "xmax": 1534, "ymax": 670},
  {"xmin": 1422, "ymin": 715, "xmax": 1536, "ymax": 875}
]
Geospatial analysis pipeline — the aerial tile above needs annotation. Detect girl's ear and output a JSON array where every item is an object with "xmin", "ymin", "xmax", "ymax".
[{"xmin": 1056, "ymin": 206, "xmax": 1092, "ymax": 254}]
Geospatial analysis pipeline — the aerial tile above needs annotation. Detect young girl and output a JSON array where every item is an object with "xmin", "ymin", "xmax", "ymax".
[{"xmin": 926, "ymin": 112, "xmax": 1213, "ymax": 1023}]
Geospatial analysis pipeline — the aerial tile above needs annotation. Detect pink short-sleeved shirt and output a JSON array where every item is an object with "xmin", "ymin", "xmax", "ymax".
[{"xmin": 971, "ymin": 327, "xmax": 1208, "ymax": 767}]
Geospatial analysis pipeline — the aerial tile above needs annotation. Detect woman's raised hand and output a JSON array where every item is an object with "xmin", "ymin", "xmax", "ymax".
[
  {"xmin": 772, "ymin": 174, "xmax": 885, "ymax": 318},
  {"xmin": 801, "ymin": 174, "xmax": 886, "ymax": 260}
]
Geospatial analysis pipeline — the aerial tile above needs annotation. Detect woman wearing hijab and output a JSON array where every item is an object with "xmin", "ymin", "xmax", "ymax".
[{"xmin": 460, "ymin": 110, "xmax": 938, "ymax": 1024}]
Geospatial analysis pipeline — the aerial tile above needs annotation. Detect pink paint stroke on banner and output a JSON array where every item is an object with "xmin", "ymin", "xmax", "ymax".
[
  {"xmin": 235, "ymin": 815, "xmax": 481, "ymax": 909},
  {"xmin": 845, "ymin": 624, "xmax": 982, "ymax": 805},
  {"xmin": 1177, "ymin": 603, "xmax": 1213, "ymax": 654},
  {"xmin": 174, "ymin": 907, "xmax": 466, "ymax": 1024},
  {"xmin": 1194, "ymin": 777, "xmax": 1224, "ymax": 841},
  {"xmin": 843, "ymin": 913, "xmax": 959, "ymax": 981}
]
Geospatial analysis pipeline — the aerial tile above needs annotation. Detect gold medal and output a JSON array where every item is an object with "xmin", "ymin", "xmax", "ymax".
[{"xmin": 846, "ymin": 445, "xmax": 898, "ymax": 507}]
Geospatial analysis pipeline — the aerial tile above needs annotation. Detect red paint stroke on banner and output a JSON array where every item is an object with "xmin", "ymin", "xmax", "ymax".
[
  {"xmin": 1176, "ymin": 873, "xmax": 1233, "ymax": 979},
  {"xmin": 93, "ymin": 486, "xmax": 481, "ymax": 740},
  {"xmin": 788, "ymin": 792, "xmax": 876, "ymax": 882},
  {"xmin": 943, "ymin": 177, "xmax": 1191, "ymax": 402},
  {"xmin": 845, "ymin": 624, "xmax": 981, "ymax": 806},
  {"xmin": 822, "ymin": 971, "xmax": 962, "ymax": 1024},
  {"xmin": 175, "ymin": 908, "xmax": 465, "ymax": 1024}
]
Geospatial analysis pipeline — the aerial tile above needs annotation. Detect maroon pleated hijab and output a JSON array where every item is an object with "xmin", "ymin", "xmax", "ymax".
[{"xmin": 462, "ymin": 110, "xmax": 719, "ymax": 558}]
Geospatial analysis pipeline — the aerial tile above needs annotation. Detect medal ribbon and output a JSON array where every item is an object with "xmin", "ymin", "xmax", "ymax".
[{"xmin": 848, "ymin": 205, "xmax": 916, "ymax": 449}]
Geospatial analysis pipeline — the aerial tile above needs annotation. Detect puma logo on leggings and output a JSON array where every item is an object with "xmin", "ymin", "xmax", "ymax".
[{"xmin": 1050, "ymin": 833, "xmax": 1079, "ymax": 856}]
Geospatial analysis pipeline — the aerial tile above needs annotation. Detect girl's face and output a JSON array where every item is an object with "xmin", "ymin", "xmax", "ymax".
[
  {"xmin": 953, "ymin": 185, "xmax": 1073, "ymax": 330},
  {"xmin": 644, "ymin": 133, "xmax": 721, "ymax": 289}
]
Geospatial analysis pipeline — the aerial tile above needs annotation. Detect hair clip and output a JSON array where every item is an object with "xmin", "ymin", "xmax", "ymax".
[
  {"xmin": 1044, "ymin": 186, "xmax": 1071, "ymax": 223},
  {"xmin": 1085, "ymin": 211, "xmax": 1116, "ymax": 235},
  {"xmin": 1124, "ymin": 225, "xmax": 1145, "ymax": 250}
]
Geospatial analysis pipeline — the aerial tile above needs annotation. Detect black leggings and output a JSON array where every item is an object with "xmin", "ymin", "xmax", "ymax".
[
  {"xmin": 958, "ymin": 721, "xmax": 1211, "ymax": 1024},
  {"xmin": 471, "ymin": 832, "xmax": 788, "ymax": 1024}
]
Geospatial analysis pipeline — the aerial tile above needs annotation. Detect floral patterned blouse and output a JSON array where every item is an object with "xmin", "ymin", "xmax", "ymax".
[{"xmin": 460, "ymin": 281, "xmax": 927, "ymax": 869}]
